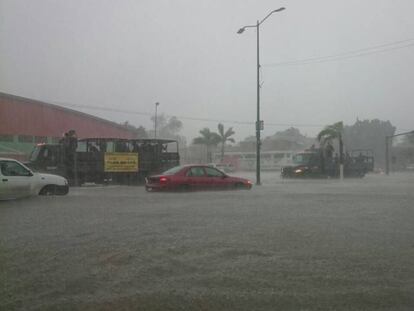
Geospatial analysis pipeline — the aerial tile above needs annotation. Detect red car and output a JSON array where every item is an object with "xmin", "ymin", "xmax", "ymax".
[{"xmin": 145, "ymin": 165, "xmax": 252, "ymax": 192}]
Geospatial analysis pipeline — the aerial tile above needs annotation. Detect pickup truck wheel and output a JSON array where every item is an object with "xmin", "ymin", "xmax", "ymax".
[
  {"xmin": 40, "ymin": 185, "xmax": 69, "ymax": 195},
  {"xmin": 39, "ymin": 185, "xmax": 57, "ymax": 196},
  {"xmin": 56, "ymin": 186, "xmax": 69, "ymax": 195}
]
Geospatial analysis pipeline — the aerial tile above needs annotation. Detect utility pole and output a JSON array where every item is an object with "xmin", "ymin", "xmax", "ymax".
[
  {"xmin": 154, "ymin": 102, "xmax": 159, "ymax": 139},
  {"xmin": 385, "ymin": 136, "xmax": 390, "ymax": 175},
  {"xmin": 256, "ymin": 19, "xmax": 261, "ymax": 185},
  {"xmin": 237, "ymin": 7, "xmax": 285, "ymax": 185}
]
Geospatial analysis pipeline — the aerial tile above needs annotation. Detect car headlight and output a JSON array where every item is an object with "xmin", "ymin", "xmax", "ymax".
[{"xmin": 294, "ymin": 166, "xmax": 309, "ymax": 174}]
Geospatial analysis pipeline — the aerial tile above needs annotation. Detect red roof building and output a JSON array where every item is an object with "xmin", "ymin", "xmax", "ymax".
[
  {"xmin": 0, "ymin": 92, "xmax": 137, "ymax": 159},
  {"xmin": 0, "ymin": 92, "xmax": 136, "ymax": 139}
]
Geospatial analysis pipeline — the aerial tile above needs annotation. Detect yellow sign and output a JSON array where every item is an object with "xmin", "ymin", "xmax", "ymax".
[{"xmin": 104, "ymin": 153, "xmax": 139, "ymax": 172}]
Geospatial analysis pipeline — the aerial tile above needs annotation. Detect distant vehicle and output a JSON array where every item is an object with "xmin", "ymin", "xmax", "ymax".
[
  {"xmin": 349, "ymin": 149, "xmax": 375, "ymax": 172},
  {"xmin": 281, "ymin": 149, "xmax": 374, "ymax": 178},
  {"xmin": 27, "ymin": 137, "xmax": 180, "ymax": 186},
  {"xmin": 213, "ymin": 150, "xmax": 294, "ymax": 171},
  {"xmin": 145, "ymin": 164, "xmax": 253, "ymax": 192},
  {"xmin": 0, "ymin": 157, "xmax": 68, "ymax": 200}
]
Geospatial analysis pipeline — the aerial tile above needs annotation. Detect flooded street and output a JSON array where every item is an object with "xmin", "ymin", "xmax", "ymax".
[{"xmin": 1, "ymin": 172, "xmax": 414, "ymax": 310}]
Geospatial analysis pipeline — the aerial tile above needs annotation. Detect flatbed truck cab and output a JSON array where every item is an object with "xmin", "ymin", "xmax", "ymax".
[{"xmin": 281, "ymin": 149, "xmax": 374, "ymax": 179}]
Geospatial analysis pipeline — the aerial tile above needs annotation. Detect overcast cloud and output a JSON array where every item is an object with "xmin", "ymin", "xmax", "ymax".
[{"xmin": 1, "ymin": 0, "xmax": 413, "ymax": 141}]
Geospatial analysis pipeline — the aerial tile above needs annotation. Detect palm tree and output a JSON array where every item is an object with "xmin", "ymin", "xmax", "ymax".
[
  {"xmin": 217, "ymin": 123, "xmax": 235, "ymax": 162},
  {"xmin": 317, "ymin": 121, "xmax": 344, "ymax": 179},
  {"xmin": 193, "ymin": 128, "xmax": 221, "ymax": 163}
]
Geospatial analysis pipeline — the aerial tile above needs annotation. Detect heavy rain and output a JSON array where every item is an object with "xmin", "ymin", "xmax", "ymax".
[
  {"xmin": 1, "ymin": 1, "xmax": 414, "ymax": 310},
  {"xmin": 2, "ymin": 173, "xmax": 414, "ymax": 310}
]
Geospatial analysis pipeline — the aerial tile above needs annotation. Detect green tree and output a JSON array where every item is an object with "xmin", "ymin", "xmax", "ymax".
[
  {"xmin": 318, "ymin": 121, "xmax": 344, "ymax": 177},
  {"xmin": 122, "ymin": 121, "xmax": 148, "ymax": 138},
  {"xmin": 342, "ymin": 119, "xmax": 396, "ymax": 168},
  {"xmin": 217, "ymin": 123, "xmax": 235, "ymax": 162},
  {"xmin": 148, "ymin": 114, "xmax": 187, "ymax": 148},
  {"xmin": 263, "ymin": 127, "xmax": 314, "ymax": 151},
  {"xmin": 150, "ymin": 114, "xmax": 183, "ymax": 139},
  {"xmin": 193, "ymin": 128, "xmax": 221, "ymax": 163}
]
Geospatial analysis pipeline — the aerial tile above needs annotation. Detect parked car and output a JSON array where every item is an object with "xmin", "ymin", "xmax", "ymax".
[
  {"xmin": 0, "ymin": 158, "xmax": 69, "ymax": 200},
  {"xmin": 145, "ymin": 164, "xmax": 252, "ymax": 192}
]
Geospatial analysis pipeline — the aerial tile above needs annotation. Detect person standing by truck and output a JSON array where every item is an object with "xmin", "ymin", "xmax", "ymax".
[
  {"xmin": 60, "ymin": 130, "xmax": 78, "ymax": 183},
  {"xmin": 325, "ymin": 142, "xmax": 334, "ymax": 159},
  {"xmin": 67, "ymin": 130, "xmax": 78, "ymax": 152}
]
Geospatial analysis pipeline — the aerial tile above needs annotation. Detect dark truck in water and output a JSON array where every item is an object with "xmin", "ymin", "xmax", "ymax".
[
  {"xmin": 281, "ymin": 149, "xmax": 374, "ymax": 179},
  {"xmin": 27, "ymin": 138, "xmax": 180, "ymax": 185}
]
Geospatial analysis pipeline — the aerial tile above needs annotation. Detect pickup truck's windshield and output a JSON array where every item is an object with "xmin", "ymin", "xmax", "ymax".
[{"xmin": 292, "ymin": 153, "xmax": 313, "ymax": 165}]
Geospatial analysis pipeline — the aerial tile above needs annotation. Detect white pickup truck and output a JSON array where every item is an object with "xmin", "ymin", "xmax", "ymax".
[{"xmin": 0, "ymin": 157, "xmax": 69, "ymax": 200}]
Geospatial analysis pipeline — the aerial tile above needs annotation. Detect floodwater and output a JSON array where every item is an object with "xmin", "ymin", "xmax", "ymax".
[{"xmin": 1, "ymin": 172, "xmax": 413, "ymax": 310}]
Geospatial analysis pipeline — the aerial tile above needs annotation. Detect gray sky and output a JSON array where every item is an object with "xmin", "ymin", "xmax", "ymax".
[{"xmin": 1, "ymin": 0, "xmax": 413, "ymax": 141}]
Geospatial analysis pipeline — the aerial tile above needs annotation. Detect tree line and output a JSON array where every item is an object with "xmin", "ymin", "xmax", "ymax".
[
  {"xmin": 122, "ymin": 116, "xmax": 406, "ymax": 168},
  {"xmin": 192, "ymin": 124, "xmax": 235, "ymax": 163}
]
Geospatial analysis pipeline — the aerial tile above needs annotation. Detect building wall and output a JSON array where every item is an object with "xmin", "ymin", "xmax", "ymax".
[{"xmin": 0, "ymin": 92, "xmax": 137, "ymax": 160}]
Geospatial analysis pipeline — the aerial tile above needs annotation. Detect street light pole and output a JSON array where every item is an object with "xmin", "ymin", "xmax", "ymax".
[
  {"xmin": 154, "ymin": 102, "xmax": 160, "ymax": 139},
  {"xmin": 256, "ymin": 20, "xmax": 261, "ymax": 185},
  {"xmin": 385, "ymin": 135, "xmax": 390, "ymax": 175},
  {"xmin": 238, "ymin": 7, "xmax": 285, "ymax": 185}
]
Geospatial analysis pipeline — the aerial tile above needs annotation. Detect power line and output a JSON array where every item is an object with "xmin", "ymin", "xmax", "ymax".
[
  {"xmin": 264, "ymin": 38, "xmax": 414, "ymax": 67},
  {"xmin": 58, "ymin": 103, "xmax": 411, "ymax": 131},
  {"xmin": 58, "ymin": 102, "xmax": 325, "ymax": 128}
]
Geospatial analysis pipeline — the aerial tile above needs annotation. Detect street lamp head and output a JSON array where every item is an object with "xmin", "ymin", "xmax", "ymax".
[
  {"xmin": 273, "ymin": 7, "xmax": 285, "ymax": 13},
  {"xmin": 237, "ymin": 27, "xmax": 245, "ymax": 34},
  {"xmin": 155, "ymin": 102, "xmax": 160, "ymax": 106}
]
